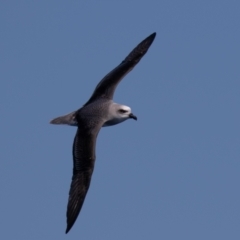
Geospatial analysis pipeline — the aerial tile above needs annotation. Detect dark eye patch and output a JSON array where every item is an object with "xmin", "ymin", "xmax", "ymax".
[{"xmin": 119, "ymin": 109, "xmax": 128, "ymax": 113}]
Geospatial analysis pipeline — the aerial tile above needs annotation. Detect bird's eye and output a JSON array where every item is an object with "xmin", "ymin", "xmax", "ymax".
[{"xmin": 119, "ymin": 109, "xmax": 127, "ymax": 113}]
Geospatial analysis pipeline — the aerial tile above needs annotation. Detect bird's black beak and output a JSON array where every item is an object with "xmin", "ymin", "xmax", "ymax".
[{"xmin": 129, "ymin": 113, "xmax": 137, "ymax": 120}]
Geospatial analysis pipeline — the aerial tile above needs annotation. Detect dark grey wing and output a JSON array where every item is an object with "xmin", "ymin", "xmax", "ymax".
[
  {"xmin": 65, "ymin": 126, "xmax": 101, "ymax": 234},
  {"xmin": 84, "ymin": 32, "xmax": 156, "ymax": 106}
]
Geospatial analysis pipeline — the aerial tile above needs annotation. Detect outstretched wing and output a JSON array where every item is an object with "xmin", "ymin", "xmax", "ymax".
[
  {"xmin": 65, "ymin": 126, "xmax": 101, "ymax": 233},
  {"xmin": 84, "ymin": 32, "xmax": 156, "ymax": 106}
]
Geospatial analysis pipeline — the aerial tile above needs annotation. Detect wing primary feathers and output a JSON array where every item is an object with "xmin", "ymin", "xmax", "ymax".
[
  {"xmin": 84, "ymin": 32, "xmax": 156, "ymax": 105},
  {"xmin": 65, "ymin": 170, "xmax": 92, "ymax": 233},
  {"xmin": 65, "ymin": 129, "xmax": 97, "ymax": 234}
]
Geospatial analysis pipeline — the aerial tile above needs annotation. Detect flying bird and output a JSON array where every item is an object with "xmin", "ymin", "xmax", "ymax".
[{"xmin": 50, "ymin": 32, "xmax": 156, "ymax": 233}]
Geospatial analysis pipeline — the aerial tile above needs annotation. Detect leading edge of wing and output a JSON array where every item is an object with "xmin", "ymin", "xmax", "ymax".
[{"xmin": 84, "ymin": 32, "xmax": 156, "ymax": 105}]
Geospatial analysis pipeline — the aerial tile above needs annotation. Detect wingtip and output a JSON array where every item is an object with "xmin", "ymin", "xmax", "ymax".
[
  {"xmin": 136, "ymin": 32, "xmax": 156, "ymax": 52},
  {"xmin": 65, "ymin": 222, "xmax": 73, "ymax": 234},
  {"xmin": 147, "ymin": 32, "xmax": 157, "ymax": 42}
]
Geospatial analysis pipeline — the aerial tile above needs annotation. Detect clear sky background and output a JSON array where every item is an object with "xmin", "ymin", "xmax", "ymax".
[{"xmin": 1, "ymin": 1, "xmax": 240, "ymax": 239}]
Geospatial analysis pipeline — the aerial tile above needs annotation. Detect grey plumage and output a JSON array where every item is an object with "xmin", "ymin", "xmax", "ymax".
[{"xmin": 50, "ymin": 32, "xmax": 156, "ymax": 233}]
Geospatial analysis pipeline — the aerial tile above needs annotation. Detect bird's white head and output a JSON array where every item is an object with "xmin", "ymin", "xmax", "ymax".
[{"xmin": 104, "ymin": 103, "xmax": 137, "ymax": 127}]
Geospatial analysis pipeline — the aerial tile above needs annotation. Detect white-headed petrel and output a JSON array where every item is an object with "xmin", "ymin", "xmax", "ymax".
[{"xmin": 50, "ymin": 32, "xmax": 156, "ymax": 233}]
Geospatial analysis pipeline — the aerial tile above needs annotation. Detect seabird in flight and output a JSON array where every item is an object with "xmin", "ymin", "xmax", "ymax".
[{"xmin": 50, "ymin": 32, "xmax": 156, "ymax": 233}]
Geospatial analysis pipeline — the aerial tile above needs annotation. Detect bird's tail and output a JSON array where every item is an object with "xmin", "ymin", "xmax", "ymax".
[{"xmin": 50, "ymin": 111, "xmax": 78, "ymax": 126}]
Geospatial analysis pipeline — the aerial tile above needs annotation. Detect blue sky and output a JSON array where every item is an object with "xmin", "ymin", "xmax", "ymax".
[{"xmin": 1, "ymin": 1, "xmax": 240, "ymax": 239}]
